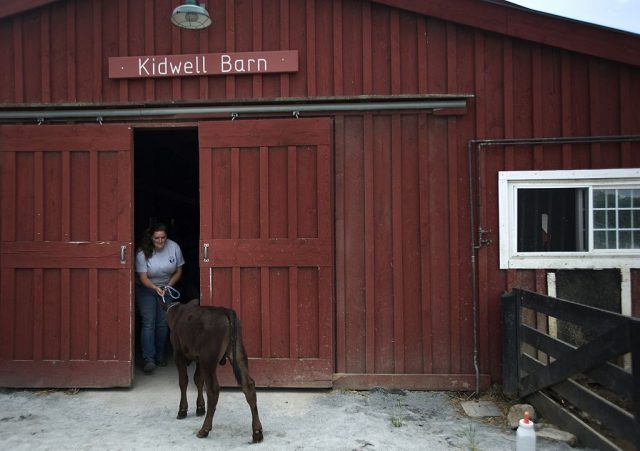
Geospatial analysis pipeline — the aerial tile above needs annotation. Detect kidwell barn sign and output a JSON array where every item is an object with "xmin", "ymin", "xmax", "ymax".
[{"xmin": 108, "ymin": 50, "xmax": 298, "ymax": 79}]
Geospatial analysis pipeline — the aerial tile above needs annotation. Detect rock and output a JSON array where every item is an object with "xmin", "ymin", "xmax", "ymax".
[
  {"xmin": 507, "ymin": 404, "xmax": 536, "ymax": 429},
  {"xmin": 537, "ymin": 426, "xmax": 578, "ymax": 446}
]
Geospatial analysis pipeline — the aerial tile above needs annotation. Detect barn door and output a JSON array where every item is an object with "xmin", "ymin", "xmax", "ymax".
[
  {"xmin": 0, "ymin": 125, "xmax": 134, "ymax": 387},
  {"xmin": 198, "ymin": 118, "xmax": 333, "ymax": 387}
]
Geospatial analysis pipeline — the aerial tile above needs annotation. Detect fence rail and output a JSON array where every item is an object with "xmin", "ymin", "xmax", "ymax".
[{"xmin": 502, "ymin": 289, "xmax": 640, "ymax": 451}]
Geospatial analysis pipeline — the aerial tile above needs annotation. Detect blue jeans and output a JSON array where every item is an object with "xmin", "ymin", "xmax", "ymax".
[{"xmin": 135, "ymin": 285, "xmax": 169, "ymax": 362}]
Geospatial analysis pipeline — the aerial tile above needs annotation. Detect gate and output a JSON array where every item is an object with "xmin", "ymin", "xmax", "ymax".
[
  {"xmin": 0, "ymin": 124, "xmax": 134, "ymax": 387},
  {"xmin": 198, "ymin": 118, "xmax": 333, "ymax": 387},
  {"xmin": 502, "ymin": 289, "xmax": 640, "ymax": 450}
]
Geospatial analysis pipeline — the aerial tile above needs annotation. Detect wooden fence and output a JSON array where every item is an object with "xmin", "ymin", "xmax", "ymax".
[{"xmin": 502, "ymin": 288, "xmax": 640, "ymax": 451}]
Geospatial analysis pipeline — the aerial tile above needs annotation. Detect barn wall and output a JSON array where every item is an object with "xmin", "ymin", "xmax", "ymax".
[{"xmin": 1, "ymin": 0, "xmax": 640, "ymax": 385}]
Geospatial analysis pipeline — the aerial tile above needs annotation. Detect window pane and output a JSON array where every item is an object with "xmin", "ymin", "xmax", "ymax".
[
  {"xmin": 607, "ymin": 210, "xmax": 616, "ymax": 228},
  {"xmin": 593, "ymin": 189, "xmax": 606, "ymax": 208},
  {"xmin": 632, "ymin": 189, "xmax": 640, "ymax": 208},
  {"xmin": 634, "ymin": 231, "xmax": 640, "ymax": 249},
  {"xmin": 594, "ymin": 231, "xmax": 607, "ymax": 249},
  {"xmin": 606, "ymin": 190, "xmax": 616, "ymax": 208},
  {"xmin": 633, "ymin": 210, "xmax": 640, "ymax": 228},
  {"xmin": 619, "ymin": 210, "xmax": 631, "ymax": 228},
  {"xmin": 517, "ymin": 188, "xmax": 585, "ymax": 252},
  {"xmin": 608, "ymin": 231, "xmax": 616, "ymax": 248},
  {"xmin": 619, "ymin": 231, "xmax": 632, "ymax": 248},
  {"xmin": 594, "ymin": 210, "xmax": 606, "ymax": 228},
  {"xmin": 619, "ymin": 189, "xmax": 632, "ymax": 208}
]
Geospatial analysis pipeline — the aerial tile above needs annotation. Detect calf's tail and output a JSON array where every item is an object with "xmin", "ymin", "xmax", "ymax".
[{"xmin": 226, "ymin": 309, "xmax": 243, "ymax": 385}]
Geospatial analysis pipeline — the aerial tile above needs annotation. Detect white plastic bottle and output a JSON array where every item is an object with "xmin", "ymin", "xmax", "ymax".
[{"xmin": 516, "ymin": 411, "xmax": 536, "ymax": 451}]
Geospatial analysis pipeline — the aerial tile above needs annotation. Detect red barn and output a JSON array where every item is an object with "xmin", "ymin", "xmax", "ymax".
[{"xmin": 1, "ymin": 0, "xmax": 639, "ymax": 389}]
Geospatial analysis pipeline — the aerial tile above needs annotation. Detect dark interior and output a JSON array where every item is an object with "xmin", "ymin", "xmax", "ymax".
[{"xmin": 134, "ymin": 128, "xmax": 200, "ymax": 301}]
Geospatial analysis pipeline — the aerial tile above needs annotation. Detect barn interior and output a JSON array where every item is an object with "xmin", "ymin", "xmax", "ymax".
[{"xmin": 134, "ymin": 128, "xmax": 200, "ymax": 301}]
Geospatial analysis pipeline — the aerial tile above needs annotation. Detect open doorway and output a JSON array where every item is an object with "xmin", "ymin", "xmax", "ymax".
[{"xmin": 134, "ymin": 128, "xmax": 200, "ymax": 301}]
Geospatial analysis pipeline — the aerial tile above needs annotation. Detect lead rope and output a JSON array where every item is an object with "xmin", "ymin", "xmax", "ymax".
[{"xmin": 161, "ymin": 285, "xmax": 181, "ymax": 304}]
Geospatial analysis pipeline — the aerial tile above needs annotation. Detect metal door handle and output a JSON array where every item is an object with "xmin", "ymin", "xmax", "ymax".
[
  {"xmin": 204, "ymin": 243, "xmax": 209, "ymax": 262},
  {"xmin": 120, "ymin": 245, "xmax": 126, "ymax": 264}
]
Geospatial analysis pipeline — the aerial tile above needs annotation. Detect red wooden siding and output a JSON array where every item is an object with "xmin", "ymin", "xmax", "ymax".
[
  {"xmin": 0, "ymin": 124, "xmax": 134, "ymax": 387},
  {"xmin": 0, "ymin": 0, "xmax": 639, "ymax": 389},
  {"xmin": 198, "ymin": 118, "xmax": 333, "ymax": 387}
]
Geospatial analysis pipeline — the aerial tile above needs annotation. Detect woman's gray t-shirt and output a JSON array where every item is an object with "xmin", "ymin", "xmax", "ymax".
[{"xmin": 135, "ymin": 239, "xmax": 185, "ymax": 286}]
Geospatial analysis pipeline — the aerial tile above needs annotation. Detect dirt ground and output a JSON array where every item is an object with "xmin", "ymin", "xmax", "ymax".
[{"xmin": 0, "ymin": 363, "xmax": 584, "ymax": 451}]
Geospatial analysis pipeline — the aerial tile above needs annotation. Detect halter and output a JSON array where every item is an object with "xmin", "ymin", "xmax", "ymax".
[
  {"xmin": 161, "ymin": 285, "xmax": 181, "ymax": 303},
  {"xmin": 160, "ymin": 285, "xmax": 181, "ymax": 312}
]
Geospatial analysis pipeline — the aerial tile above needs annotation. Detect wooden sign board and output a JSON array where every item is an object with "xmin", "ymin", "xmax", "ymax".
[{"xmin": 109, "ymin": 50, "xmax": 298, "ymax": 79}]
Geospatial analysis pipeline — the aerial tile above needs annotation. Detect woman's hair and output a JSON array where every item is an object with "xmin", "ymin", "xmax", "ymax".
[{"xmin": 139, "ymin": 223, "xmax": 168, "ymax": 259}]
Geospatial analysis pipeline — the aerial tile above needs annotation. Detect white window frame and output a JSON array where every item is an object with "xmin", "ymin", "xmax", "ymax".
[{"xmin": 498, "ymin": 168, "xmax": 640, "ymax": 269}]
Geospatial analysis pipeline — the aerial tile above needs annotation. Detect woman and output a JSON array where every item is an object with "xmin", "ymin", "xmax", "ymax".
[{"xmin": 135, "ymin": 223, "xmax": 185, "ymax": 373}]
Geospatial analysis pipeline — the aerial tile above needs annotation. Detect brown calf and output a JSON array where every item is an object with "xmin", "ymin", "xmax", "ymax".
[{"xmin": 164, "ymin": 299, "xmax": 263, "ymax": 442}]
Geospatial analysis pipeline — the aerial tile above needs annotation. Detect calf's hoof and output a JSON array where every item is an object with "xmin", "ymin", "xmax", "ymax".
[
  {"xmin": 252, "ymin": 429, "xmax": 264, "ymax": 443},
  {"xmin": 176, "ymin": 409, "xmax": 188, "ymax": 419},
  {"xmin": 197, "ymin": 429, "xmax": 210, "ymax": 438},
  {"xmin": 196, "ymin": 406, "xmax": 205, "ymax": 416}
]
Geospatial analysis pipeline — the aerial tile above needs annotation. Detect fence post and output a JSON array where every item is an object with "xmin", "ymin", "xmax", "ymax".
[
  {"xmin": 630, "ymin": 320, "xmax": 640, "ymax": 449},
  {"xmin": 502, "ymin": 289, "xmax": 520, "ymax": 397}
]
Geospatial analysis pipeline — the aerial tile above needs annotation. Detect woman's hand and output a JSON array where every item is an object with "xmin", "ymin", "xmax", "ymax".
[{"xmin": 154, "ymin": 286, "xmax": 166, "ymax": 297}]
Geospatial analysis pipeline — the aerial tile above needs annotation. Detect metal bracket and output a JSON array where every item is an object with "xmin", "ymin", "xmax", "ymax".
[
  {"xmin": 478, "ymin": 227, "xmax": 492, "ymax": 247},
  {"xmin": 293, "ymin": 110, "xmax": 300, "ymax": 119},
  {"xmin": 230, "ymin": 112, "xmax": 238, "ymax": 121},
  {"xmin": 96, "ymin": 116, "xmax": 103, "ymax": 125}
]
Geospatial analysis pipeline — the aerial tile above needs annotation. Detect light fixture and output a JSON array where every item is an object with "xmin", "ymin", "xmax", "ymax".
[{"xmin": 171, "ymin": 0, "xmax": 212, "ymax": 30}]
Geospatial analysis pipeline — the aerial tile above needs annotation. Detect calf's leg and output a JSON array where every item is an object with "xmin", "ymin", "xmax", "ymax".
[
  {"xmin": 197, "ymin": 363, "xmax": 220, "ymax": 438},
  {"xmin": 174, "ymin": 353, "xmax": 189, "ymax": 419},
  {"xmin": 193, "ymin": 362, "xmax": 205, "ymax": 416},
  {"xmin": 233, "ymin": 342, "xmax": 263, "ymax": 443}
]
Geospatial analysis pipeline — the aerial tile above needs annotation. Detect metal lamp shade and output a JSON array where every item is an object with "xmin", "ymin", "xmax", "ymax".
[{"xmin": 171, "ymin": 1, "xmax": 211, "ymax": 30}]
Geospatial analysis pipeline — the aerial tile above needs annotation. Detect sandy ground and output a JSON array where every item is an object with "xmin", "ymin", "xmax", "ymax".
[{"xmin": 1, "ymin": 363, "xmax": 582, "ymax": 451}]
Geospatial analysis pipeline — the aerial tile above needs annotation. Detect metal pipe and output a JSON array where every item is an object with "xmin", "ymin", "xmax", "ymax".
[
  {"xmin": 466, "ymin": 134, "xmax": 640, "ymax": 395},
  {"xmin": 0, "ymin": 99, "xmax": 467, "ymax": 121}
]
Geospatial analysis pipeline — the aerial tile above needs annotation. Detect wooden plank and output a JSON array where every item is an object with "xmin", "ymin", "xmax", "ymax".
[
  {"xmin": 332, "ymin": 0, "xmax": 343, "ymax": 96},
  {"xmin": 198, "ymin": 118, "xmax": 332, "ymax": 147},
  {"xmin": 520, "ymin": 326, "xmax": 631, "ymax": 397},
  {"xmin": 527, "ymin": 391, "xmax": 623, "ymax": 451},
  {"xmin": 373, "ymin": 0, "xmax": 640, "ymax": 67},
  {"xmin": 1, "ymin": 242, "xmax": 130, "ymax": 268},
  {"xmin": 40, "ymin": 8, "xmax": 51, "ymax": 103},
  {"xmin": 225, "ymin": 0, "xmax": 235, "ymax": 98},
  {"xmin": 217, "ymin": 357, "xmax": 333, "ymax": 388},
  {"xmin": 65, "ymin": 1, "xmax": 76, "ymax": 102},
  {"xmin": 279, "ymin": 0, "xmax": 290, "ymax": 96},
  {"xmin": 1, "ymin": 125, "xmax": 132, "ymax": 151},
  {"xmin": 12, "ymin": 18, "xmax": 24, "ymax": 103},
  {"xmin": 289, "ymin": 267, "xmax": 299, "ymax": 359},
  {"xmin": 363, "ymin": 114, "xmax": 375, "ymax": 373},
  {"xmin": 520, "ymin": 290, "xmax": 625, "ymax": 330},
  {"xmin": 117, "ymin": 0, "xmax": 129, "ymax": 102},
  {"xmin": 630, "ymin": 320, "xmax": 640, "ymax": 448},
  {"xmin": 0, "ymin": 0, "xmax": 61, "ymax": 19},
  {"xmin": 333, "ymin": 373, "xmax": 491, "ymax": 391},
  {"xmin": 361, "ymin": 2, "xmax": 372, "ymax": 95},
  {"xmin": 0, "ymin": 360, "xmax": 132, "ymax": 388},
  {"xmin": 418, "ymin": 113, "xmax": 432, "ymax": 373},
  {"xmin": 521, "ymin": 324, "xmax": 633, "ymax": 399},
  {"xmin": 501, "ymin": 291, "xmax": 520, "ymax": 396},
  {"xmin": 527, "ymin": 358, "xmax": 637, "ymax": 443},
  {"xmin": 334, "ymin": 115, "xmax": 346, "ymax": 373},
  {"xmin": 391, "ymin": 114, "xmax": 404, "ymax": 373},
  {"xmin": 446, "ymin": 22, "xmax": 460, "ymax": 374},
  {"xmin": 306, "ymin": 0, "xmax": 316, "ymax": 96}
]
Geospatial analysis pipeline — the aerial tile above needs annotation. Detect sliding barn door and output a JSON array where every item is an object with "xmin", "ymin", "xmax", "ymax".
[
  {"xmin": 198, "ymin": 118, "xmax": 333, "ymax": 387},
  {"xmin": 0, "ymin": 125, "xmax": 134, "ymax": 387}
]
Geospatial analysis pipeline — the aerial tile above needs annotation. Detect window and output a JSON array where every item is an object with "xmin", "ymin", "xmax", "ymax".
[{"xmin": 498, "ymin": 168, "xmax": 640, "ymax": 269}]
